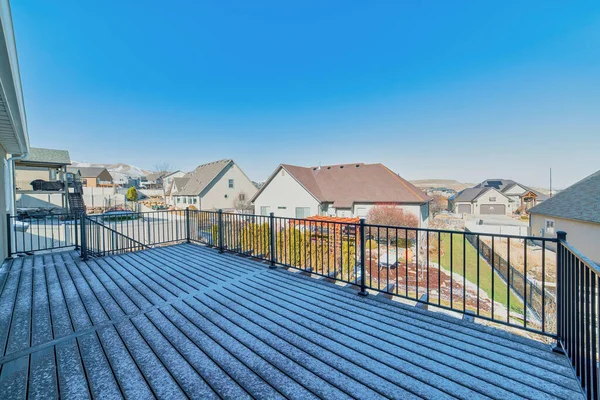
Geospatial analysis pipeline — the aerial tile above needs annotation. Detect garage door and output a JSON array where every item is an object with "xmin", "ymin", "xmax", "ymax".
[
  {"xmin": 457, "ymin": 204, "xmax": 471, "ymax": 214},
  {"xmin": 480, "ymin": 204, "xmax": 506, "ymax": 215}
]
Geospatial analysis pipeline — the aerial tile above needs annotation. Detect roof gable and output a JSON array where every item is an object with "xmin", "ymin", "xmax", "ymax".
[
  {"xmin": 529, "ymin": 170, "xmax": 600, "ymax": 224},
  {"xmin": 253, "ymin": 162, "xmax": 430, "ymax": 206},
  {"xmin": 174, "ymin": 159, "xmax": 233, "ymax": 196}
]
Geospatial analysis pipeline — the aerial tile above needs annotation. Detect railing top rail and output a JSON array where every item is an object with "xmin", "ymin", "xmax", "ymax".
[
  {"xmin": 560, "ymin": 239, "xmax": 600, "ymax": 275},
  {"xmin": 85, "ymin": 216, "xmax": 149, "ymax": 249}
]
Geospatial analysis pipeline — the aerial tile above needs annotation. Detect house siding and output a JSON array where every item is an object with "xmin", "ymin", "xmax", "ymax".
[
  {"xmin": 1, "ymin": 145, "xmax": 7, "ymax": 260},
  {"xmin": 530, "ymin": 214, "xmax": 600, "ymax": 264},
  {"xmin": 252, "ymin": 169, "xmax": 320, "ymax": 218}
]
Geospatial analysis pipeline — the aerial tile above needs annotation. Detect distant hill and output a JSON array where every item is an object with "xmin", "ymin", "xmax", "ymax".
[
  {"xmin": 410, "ymin": 179, "xmax": 475, "ymax": 191},
  {"xmin": 72, "ymin": 161, "xmax": 151, "ymax": 184}
]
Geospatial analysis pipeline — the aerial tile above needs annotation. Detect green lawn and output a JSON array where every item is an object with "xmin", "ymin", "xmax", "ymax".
[{"xmin": 439, "ymin": 233, "xmax": 524, "ymax": 316}]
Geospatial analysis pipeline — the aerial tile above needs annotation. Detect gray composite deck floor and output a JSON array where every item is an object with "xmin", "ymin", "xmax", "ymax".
[{"xmin": 0, "ymin": 243, "xmax": 583, "ymax": 399}]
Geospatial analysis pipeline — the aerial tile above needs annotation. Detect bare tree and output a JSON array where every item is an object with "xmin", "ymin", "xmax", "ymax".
[
  {"xmin": 366, "ymin": 205, "xmax": 419, "ymax": 248},
  {"xmin": 233, "ymin": 192, "xmax": 253, "ymax": 213},
  {"xmin": 153, "ymin": 162, "xmax": 173, "ymax": 202},
  {"xmin": 429, "ymin": 195, "xmax": 448, "ymax": 218}
]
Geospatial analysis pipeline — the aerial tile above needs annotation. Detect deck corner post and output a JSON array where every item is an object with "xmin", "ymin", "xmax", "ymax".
[
  {"xmin": 185, "ymin": 207, "xmax": 191, "ymax": 243},
  {"xmin": 80, "ymin": 215, "xmax": 88, "ymax": 261},
  {"xmin": 218, "ymin": 209, "xmax": 224, "ymax": 253},
  {"xmin": 554, "ymin": 230, "xmax": 567, "ymax": 348},
  {"xmin": 358, "ymin": 218, "xmax": 368, "ymax": 296},
  {"xmin": 269, "ymin": 212, "xmax": 276, "ymax": 268},
  {"xmin": 6, "ymin": 213, "xmax": 11, "ymax": 258}
]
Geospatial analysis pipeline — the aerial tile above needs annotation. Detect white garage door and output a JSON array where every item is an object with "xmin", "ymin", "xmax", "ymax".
[{"xmin": 480, "ymin": 204, "xmax": 506, "ymax": 215}]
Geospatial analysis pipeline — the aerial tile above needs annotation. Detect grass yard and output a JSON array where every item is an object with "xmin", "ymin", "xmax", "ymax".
[{"xmin": 438, "ymin": 233, "xmax": 524, "ymax": 316}]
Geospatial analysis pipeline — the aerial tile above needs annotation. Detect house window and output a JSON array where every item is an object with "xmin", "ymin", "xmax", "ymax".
[
  {"xmin": 177, "ymin": 197, "xmax": 180, "ymax": 203},
  {"xmin": 489, "ymin": 197, "xmax": 496, "ymax": 202},
  {"xmin": 183, "ymin": 197, "xmax": 187, "ymax": 204},
  {"xmin": 545, "ymin": 219, "xmax": 555, "ymax": 234},
  {"xmin": 192, "ymin": 198, "xmax": 197, "ymax": 204},
  {"xmin": 295, "ymin": 207, "xmax": 311, "ymax": 219},
  {"xmin": 228, "ymin": 179, "xmax": 234, "ymax": 188},
  {"xmin": 356, "ymin": 207, "xmax": 367, "ymax": 218},
  {"xmin": 239, "ymin": 193, "xmax": 246, "ymax": 201},
  {"xmin": 260, "ymin": 206, "xmax": 270, "ymax": 216}
]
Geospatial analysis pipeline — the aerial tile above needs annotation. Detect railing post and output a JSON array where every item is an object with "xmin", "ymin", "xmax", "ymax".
[
  {"xmin": 6, "ymin": 214, "xmax": 12, "ymax": 258},
  {"xmin": 553, "ymin": 230, "xmax": 567, "ymax": 354},
  {"xmin": 269, "ymin": 212, "xmax": 276, "ymax": 269},
  {"xmin": 218, "ymin": 209, "xmax": 224, "ymax": 253},
  {"xmin": 358, "ymin": 218, "xmax": 368, "ymax": 296},
  {"xmin": 80, "ymin": 216, "xmax": 88, "ymax": 261},
  {"xmin": 74, "ymin": 213, "xmax": 79, "ymax": 250},
  {"xmin": 185, "ymin": 208, "xmax": 191, "ymax": 243}
]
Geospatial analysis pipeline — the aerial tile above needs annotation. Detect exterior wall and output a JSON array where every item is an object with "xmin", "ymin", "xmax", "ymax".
[
  {"xmin": 82, "ymin": 176, "xmax": 98, "ymax": 187},
  {"xmin": 1, "ymin": 145, "xmax": 7, "ymax": 260},
  {"xmin": 530, "ymin": 214, "xmax": 600, "ymax": 264},
  {"xmin": 201, "ymin": 163, "xmax": 257, "ymax": 210},
  {"xmin": 253, "ymin": 168, "xmax": 320, "ymax": 218},
  {"xmin": 472, "ymin": 188, "xmax": 513, "ymax": 215},
  {"xmin": 14, "ymin": 166, "xmax": 56, "ymax": 190}
]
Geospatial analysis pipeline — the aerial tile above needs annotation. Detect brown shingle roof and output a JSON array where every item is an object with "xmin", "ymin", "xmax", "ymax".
[{"xmin": 255, "ymin": 163, "xmax": 430, "ymax": 207}]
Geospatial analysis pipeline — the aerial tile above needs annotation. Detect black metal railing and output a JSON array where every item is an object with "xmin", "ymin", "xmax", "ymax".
[
  {"xmin": 80, "ymin": 209, "xmax": 189, "ymax": 257},
  {"xmin": 188, "ymin": 210, "xmax": 559, "ymax": 336},
  {"xmin": 6, "ymin": 211, "xmax": 81, "ymax": 256},
  {"xmin": 556, "ymin": 232, "xmax": 599, "ymax": 399}
]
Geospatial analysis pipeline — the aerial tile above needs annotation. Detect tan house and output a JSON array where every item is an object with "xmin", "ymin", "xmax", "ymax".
[
  {"xmin": 171, "ymin": 159, "xmax": 257, "ymax": 210},
  {"xmin": 69, "ymin": 166, "xmax": 114, "ymax": 187},
  {"xmin": 529, "ymin": 170, "xmax": 600, "ymax": 264},
  {"xmin": 251, "ymin": 163, "xmax": 431, "ymax": 226}
]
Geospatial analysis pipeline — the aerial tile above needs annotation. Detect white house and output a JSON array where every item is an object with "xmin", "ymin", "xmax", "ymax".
[
  {"xmin": 449, "ymin": 179, "xmax": 548, "ymax": 215},
  {"xmin": 529, "ymin": 170, "xmax": 600, "ymax": 264},
  {"xmin": 252, "ymin": 163, "xmax": 431, "ymax": 226},
  {"xmin": 0, "ymin": 1, "xmax": 29, "ymax": 261},
  {"xmin": 171, "ymin": 159, "xmax": 257, "ymax": 210},
  {"xmin": 162, "ymin": 170, "xmax": 185, "ymax": 192}
]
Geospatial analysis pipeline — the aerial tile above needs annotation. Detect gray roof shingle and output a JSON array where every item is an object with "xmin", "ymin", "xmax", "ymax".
[
  {"xmin": 529, "ymin": 170, "xmax": 600, "ymax": 224},
  {"xmin": 18, "ymin": 147, "xmax": 71, "ymax": 166},
  {"xmin": 68, "ymin": 166, "xmax": 109, "ymax": 178},
  {"xmin": 174, "ymin": 159, "xmax": 232, "ymax": 196}
]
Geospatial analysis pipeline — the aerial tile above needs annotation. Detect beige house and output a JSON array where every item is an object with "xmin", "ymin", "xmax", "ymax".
[
  {"xmin": 529, "ymin": 170, "xmax": 600, "ymax": 264},
  {"xmin": 252, "ymin": 163, "xmax": 431, "ymax": 226},
  {"xmin": 171, "ymin": 159, "xmax": 257, "ymax": 210},
  {"xmin": 0, "ymin": 1, "xmax": 29, "ymax": 260},
  {"xmin": 69, "ymin": 166, "xmax": 114, "ymax": 187},
  {"xmin": 449, "ymin": 179, "xmax": 548, "ymax": 215}
]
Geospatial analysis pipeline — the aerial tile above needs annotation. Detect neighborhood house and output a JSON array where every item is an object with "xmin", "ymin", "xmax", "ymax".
[
  {"xmin": 252, "ymin": 162, "xmax": 431, "ymax": 226},
  {"xmin": 449, "ymin": 179, "xmax": 548, "ymax": 215},
  {"xmin": 529, "ymin": 169, "xmax": 600, "ymax": 264},
  {"xmin": 68, "ymin": 166, "xmax": 114, "ymax": 187},
  {"xmin": 170, "ymin": 159, "xmax": 257, "ymax": 210}
]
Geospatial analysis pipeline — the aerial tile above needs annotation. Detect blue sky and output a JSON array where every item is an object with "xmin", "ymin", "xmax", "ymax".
[{"xmin": 11, "ymin": 1, "xmax": 600, "ymax": 188}]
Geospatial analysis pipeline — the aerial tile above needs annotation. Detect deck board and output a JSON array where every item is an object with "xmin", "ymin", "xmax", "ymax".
[{"xmin": 0, "ymin": 243, "xmax": 585, "ymax": 399}]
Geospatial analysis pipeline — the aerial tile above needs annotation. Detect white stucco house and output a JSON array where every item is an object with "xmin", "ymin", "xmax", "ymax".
[
  {"xmin": 251, "ymin": 163, "xmax": 431, "ymax": 227},
  {"xmin": 529, "ymin": 170, "xmax": 600, "ymax": 264},
  {"xmin": 171, "ymin": 159, "xmax": 257, "ymax": 210},
  {"xmin": 0, "ymin": 0, "xmax": 29, "ymax": 261},
  {"xmin": 449, "ymin": 179, "xmax": 548, "ymax": 215}
]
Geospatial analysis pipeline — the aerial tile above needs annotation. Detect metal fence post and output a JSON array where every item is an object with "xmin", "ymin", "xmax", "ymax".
[
  {"xmin": 81, "ymin": 216, "xmax": 88, "ymax": 261},
  {"xmin": 358, "ymin": 218, "xmax": 368, "ymax": 296},
  {"xmin": 218, "ymin": 209, "xmax": 224, "ymax": 253},
  {"xmin": 185, "ymin": 208, "xmax": 191, "ymax": 243},
  {"xmin": 6, "ymin": 214, "xmax": 12, "ymax": 258},
  {"xmin": 74, "ymin": 213, "xmax": 79, "ymax": 250},
  {"xmin": 553, "ymin": 230, "xmax": 567, "ymax": 353},
  {"xmin": 269, "ymin": 212, "xmax": 276, "ymax": 268}
]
